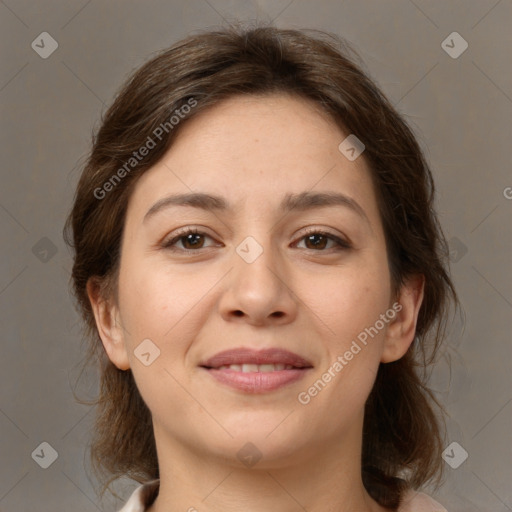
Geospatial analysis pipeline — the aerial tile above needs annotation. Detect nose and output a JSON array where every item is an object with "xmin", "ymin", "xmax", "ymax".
[{"xmin": 218, "ymin": 236, "xmax": 298, "ymax": 327}]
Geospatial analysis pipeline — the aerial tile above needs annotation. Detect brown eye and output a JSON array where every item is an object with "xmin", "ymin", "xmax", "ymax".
[
  {"xmin": 162, "ymin": 229, "xmax": 216, "ymax": 251},
  {"xmin": 179, "ymin": 232, "xmax": 205, "ymax": 249},
  {"xmin": 304, "ymin": 233, "xmax": 329, "ymax": 250},
  {"xmin": 295, "ymin": 230, "xmax": 351, "ymax": 251}
]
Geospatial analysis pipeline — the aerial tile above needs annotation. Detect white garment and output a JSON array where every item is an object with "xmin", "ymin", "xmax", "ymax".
[{"xmin": 118, "ymin": 480, "xmax": 448, "ymax": 512}]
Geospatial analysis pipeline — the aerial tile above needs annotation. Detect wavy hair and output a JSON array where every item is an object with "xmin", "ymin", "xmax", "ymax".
[{"xmin": 64, "ymin": 23, "xmax": 458, "ymax": 509}]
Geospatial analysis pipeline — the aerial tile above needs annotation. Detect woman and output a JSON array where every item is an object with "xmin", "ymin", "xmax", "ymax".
[{"xmin": 64, "ymin": 25, "xmax": 457, "ymax": 512}]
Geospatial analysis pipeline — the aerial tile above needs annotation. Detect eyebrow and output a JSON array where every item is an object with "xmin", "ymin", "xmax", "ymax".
[{"xmin": 143, "ymin": 191, "xmax": 370, "ymax": 225}]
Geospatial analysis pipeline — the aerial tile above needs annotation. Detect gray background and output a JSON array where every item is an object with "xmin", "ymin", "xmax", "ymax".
[{"xmin": 1, "ymin": 1, "xmax": 511, "ymax": 511}]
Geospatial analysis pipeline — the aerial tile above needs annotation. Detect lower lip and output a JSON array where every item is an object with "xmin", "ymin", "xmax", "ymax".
[{"xmin": 203, "ymin": 367, "xmax": 311, "ymax": 393}]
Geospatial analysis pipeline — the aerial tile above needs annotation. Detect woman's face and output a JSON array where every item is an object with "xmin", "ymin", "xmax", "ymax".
[{"xmin": 97, "ymin": 94, "xmax": 413, "ymax": 468}]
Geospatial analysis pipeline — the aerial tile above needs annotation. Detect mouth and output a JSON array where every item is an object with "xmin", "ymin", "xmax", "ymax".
[
  {"xmin": 200, "ymin": 347, "xmax": 313, "ymax": 369},
  {"xmin": 213, "ymin": 363, "xmax": 302, "ymax": 372},
  {"xmin": 199, "ymin": 348, "xmax": 313, "ymax": 393}
]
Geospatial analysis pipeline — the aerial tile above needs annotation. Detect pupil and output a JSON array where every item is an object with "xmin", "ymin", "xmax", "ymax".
[
  {"xmin": 185, "ymin": 233, "xmax": 202, "ymax": 248},
  {"xmin": 181, "ymin": 233, "xmax": 328, "ymax": 250},
  {"xmin": 308, "ymin": 234, "xmax": 326, "ymax": 249}
]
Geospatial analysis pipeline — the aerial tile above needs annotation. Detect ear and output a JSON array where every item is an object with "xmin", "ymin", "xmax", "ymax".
[
  {"xmin": 86, "ymin": 277, "xmax": 131, "ymax": 370},
  {"xmin": 381, "ymin": 274, "xmax": 425, "ymax": 363}
]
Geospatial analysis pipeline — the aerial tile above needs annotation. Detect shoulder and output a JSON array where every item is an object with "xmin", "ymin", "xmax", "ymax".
[
  {"xmin": 116, "ymin": 481, "xmax": 446, "ymax": 512},
  {"xmin": 398, "ymin": 489, "xmax": 448, "ymax": 512},
  {"xmin": 118, "ymin": 480, "xmax": 160, "ymax": 512}
]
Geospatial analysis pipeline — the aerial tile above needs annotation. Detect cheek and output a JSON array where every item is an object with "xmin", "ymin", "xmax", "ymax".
[
  {"xmin": 313, "ymin": 261, "xmax": 391, "ymax": 340},
  {"xmin": 116, "ymin": 263, "xmax": 210, "ymax": 406},
  {"xmin": 298, "ymin": 266, "xmax": 390, "ymax": 424},
  {"xmin": 117, "ymin": 259, "xmax": 217, "ymax": 348}
]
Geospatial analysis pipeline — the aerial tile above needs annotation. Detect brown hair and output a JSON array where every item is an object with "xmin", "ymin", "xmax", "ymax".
[{"xmin": 63, "ymin": 23, "xmax": 458, "ymax": 509}]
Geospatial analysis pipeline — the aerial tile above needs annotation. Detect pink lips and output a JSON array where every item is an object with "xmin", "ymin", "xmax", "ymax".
[{"xmin": 200, "ymin": 348, "xmax": 313, "ymax": 393}]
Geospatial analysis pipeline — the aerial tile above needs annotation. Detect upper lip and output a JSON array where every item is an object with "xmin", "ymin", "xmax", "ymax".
[{"xmin": 200, "ymin": 348, "xmax": 313, "ymax": 369}]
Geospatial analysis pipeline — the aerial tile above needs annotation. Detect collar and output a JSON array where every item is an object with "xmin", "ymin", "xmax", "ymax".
[{"xmin": 119, "ymin": 479, "xmax": 159, "ymax": 512}]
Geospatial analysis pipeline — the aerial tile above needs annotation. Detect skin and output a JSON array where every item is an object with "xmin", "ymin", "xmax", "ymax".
[{"xmin": 88, "ymin": 94, "xmax": 424, "ymax": 512}]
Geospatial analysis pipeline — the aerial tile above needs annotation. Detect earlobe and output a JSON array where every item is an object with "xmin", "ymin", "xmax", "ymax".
[
  {"xmin": 86, "ymin": 277, "xmax": 131, "ymax": 371},
  {"xmin": 381, "ymin": 275, "xmax": 425, "ymax": 363}
]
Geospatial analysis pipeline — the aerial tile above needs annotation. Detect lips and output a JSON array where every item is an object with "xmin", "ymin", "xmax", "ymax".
[
  {"xmin": 199, "ymin": 348, "xmax": 313, "ymax": 393},
  {"xmin": 199, "ymin": 347, "xmax": 313, "ymax": 370}
]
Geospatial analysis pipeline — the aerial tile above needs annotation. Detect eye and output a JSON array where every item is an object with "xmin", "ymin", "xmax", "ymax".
[
  {"xmin": 161, "ymin": 228, "xmax": 218, "ymax": 252},
  {"xmin": 294, "ymin": 228, "xmax": 351, "ymax": 251},
  {"xmin": 161, "ymin": 227, "xmax": 351, "ymax": 253}
]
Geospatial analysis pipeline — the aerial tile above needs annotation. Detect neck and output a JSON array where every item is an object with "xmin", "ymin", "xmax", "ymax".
[{"xmin": 147, "ymin": 417, "xmax": 388, "ymax": 512}]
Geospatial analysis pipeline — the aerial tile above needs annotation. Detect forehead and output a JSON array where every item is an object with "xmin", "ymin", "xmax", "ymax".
[
  {"xmin": 125, "ymin": 93, "xmax": 379, "ymax": 224},
  {"xmin": 172, "ymin": 93, "xmax": 343, "ymax": 163}
]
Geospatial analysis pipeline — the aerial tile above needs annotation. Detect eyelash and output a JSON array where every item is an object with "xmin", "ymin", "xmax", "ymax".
[{"xmin": 161, "ymin": 227, "xmax": 351, "ymax": 253}]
